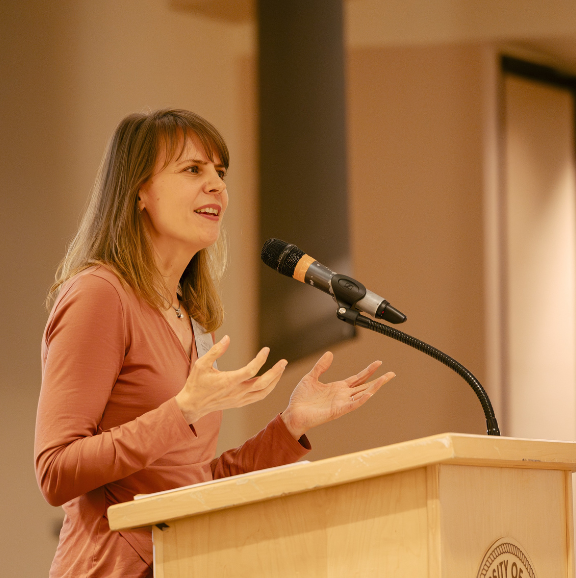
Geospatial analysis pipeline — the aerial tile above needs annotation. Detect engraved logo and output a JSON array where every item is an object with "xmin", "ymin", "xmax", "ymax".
[{"xmin": 477, "ymin": 537, "xmax": 537, "ymax": 578}]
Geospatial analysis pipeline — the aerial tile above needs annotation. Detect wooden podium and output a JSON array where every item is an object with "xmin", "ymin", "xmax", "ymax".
[{"xmin": 108, "ymin": 433, "xmax": 576, "ymax": 577}]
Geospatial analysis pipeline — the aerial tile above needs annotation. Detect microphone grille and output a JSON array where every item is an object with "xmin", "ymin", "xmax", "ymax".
[{"xmin": 261, "ymin": 238, "xmax": 304, "ymax": 277}]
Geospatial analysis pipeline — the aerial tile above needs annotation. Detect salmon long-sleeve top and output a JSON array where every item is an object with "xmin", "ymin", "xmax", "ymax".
[{"xmin": 34, "ymin": 266, "xmax": 310, "ymax": 578}]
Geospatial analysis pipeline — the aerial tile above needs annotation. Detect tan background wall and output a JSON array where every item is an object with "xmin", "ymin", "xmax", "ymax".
[
  {"xmin": 345, "ymin": 0, "xmax": 576, "ymax": 46},
  {"xmin": 504, "ymin": 76, "xmax": 576, "ymax": 441},
  {"xmin": 2, "ymin": 0, "xmax": 575, "ymax": 575},
  {"xmin": 0, "ymin": 2, "xmax": 256, "ymax": 574}
]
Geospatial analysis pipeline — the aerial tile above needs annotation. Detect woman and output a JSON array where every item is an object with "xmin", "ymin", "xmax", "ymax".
[{"xmin": 35, "ymin": 109, "xmax": 394, "ymax": 577}]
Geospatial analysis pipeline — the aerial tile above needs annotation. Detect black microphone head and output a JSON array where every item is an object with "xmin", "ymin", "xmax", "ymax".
[
  {"xmin": 261, "ymin": 238, "xmax": 304, "ymax": 277},
  {"xmin": 261, "ymin": 238, "xmax": 288, "ymax": 268}
]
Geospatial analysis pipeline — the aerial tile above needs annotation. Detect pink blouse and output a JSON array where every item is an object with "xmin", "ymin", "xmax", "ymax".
[{"xmin": 35, "ymin": 266, "xmax": 310, "ymax": 577}]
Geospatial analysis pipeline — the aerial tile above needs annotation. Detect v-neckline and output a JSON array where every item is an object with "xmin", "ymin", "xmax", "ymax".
[{"xmin": 155, "ymin": 308, "xmax": 196, "ymax": 366}]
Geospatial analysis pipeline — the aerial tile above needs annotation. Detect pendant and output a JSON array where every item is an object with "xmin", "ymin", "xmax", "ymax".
[{"xmin": 174, "ymin": 307, "xmax": 183, "ymax": 319}]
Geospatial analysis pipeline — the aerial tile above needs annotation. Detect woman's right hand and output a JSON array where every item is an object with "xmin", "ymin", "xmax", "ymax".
[{"xmin": 175, "ymin": 335, "xmax": 287, "ymax": 424}]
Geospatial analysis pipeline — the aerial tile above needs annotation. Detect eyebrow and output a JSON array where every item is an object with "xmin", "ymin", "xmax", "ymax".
[{"xmin": 177, "ymin": 158, "xmax": 226, "ymax": 169}]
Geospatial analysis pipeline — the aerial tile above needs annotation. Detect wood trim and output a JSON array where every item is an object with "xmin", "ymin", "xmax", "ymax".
[
  {"xmin": 449, "ymin": 434, "xmax": 576, "ymax": 468},
  {"xmin": 109, "ymin": 433, "xmax": 576, "ymax": 531},
  {"xmin": 426, "ymin": 464, "xmax": 441, "ymax": 578},
  {"xmin": 152, "ymin": 527, "xmax": 165, "ymax": 578},
  {"xmin": 566, "ymin": 471, "xmax": 575, "ymax": 578}
]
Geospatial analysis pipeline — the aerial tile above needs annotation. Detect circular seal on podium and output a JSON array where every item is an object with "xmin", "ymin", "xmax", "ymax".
[{"xmin": 477, "ymin": 537, "xmax": 537, "ymax": 578}]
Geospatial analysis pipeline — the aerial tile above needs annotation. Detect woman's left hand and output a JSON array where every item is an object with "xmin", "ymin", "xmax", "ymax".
[{"xmin": 280, "ymin": 352, "xmax": 395, "ymax": 440}]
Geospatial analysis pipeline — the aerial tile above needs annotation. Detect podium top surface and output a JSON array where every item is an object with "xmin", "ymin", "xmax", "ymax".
[{"xmin": 108, "ymin": 432, "xmax": 576, "ymax": 531}]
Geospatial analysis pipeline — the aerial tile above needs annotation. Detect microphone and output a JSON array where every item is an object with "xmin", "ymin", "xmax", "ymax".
[{"xmin": 261, "ymin": 238, "xmax": 407, "ymax": 324}]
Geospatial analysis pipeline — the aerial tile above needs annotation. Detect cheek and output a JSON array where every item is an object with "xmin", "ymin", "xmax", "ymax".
[
  {"xmin": 144, "ymin": 197, "xmax": 185, "ymax": 234},
  {"xmin": 146, "ymin": 199, "xmax": 168, "ymax": 223}
]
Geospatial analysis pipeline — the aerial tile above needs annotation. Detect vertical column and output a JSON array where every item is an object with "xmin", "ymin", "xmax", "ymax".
[
  {"xmin": 504, "ymin": 73, "xmax": 576, "ymax": 441},
  {"xmin": 257, "ymin": 0, "xmax": 353, "ymax": 360}
]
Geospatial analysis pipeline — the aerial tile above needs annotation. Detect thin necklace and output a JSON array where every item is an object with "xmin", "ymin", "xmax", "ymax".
[{"xmin": 172, "ymin": 297, "xmax": 183, "ymax": 319}]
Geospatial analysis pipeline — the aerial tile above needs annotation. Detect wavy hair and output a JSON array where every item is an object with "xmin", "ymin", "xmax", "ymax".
[{"xmin": 47, "ymin": 109, "xmax": 229, "ymax": 332}]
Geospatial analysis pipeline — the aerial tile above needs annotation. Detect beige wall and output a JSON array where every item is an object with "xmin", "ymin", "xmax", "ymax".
[
  {"xmin": 346, "ymin": 0, "xmax": 576, "ymax": 47},
  {"xmin": 0, "ymin": 1, "xmax": 255, "ymax": 574},
  {"xmin": 504, "ymin": 76, "xmax": 576, "ymax": 441}
]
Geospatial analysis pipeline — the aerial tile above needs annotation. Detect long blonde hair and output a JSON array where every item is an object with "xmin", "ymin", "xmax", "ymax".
[{"xmin": 47, "ymin": 109, "xmax": 228, "ymax": 332}]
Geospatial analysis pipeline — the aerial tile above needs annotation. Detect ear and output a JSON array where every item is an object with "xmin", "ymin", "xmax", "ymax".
[{"xmin": 137, "ymin": 191, "xmax": 145, "ymax": 212}]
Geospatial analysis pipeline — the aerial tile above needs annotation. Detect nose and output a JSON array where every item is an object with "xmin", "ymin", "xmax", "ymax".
[{"xmin": 204, "ymin": 166, "xmax": 226, "ymax": 195}]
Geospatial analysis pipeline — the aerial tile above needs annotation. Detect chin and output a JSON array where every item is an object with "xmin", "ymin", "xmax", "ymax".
[{"xmin": 190, "ymin": 234, "xmax": 220, "ymax": 252}]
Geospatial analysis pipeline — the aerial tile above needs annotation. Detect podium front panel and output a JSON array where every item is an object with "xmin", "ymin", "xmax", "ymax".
[
  {"xmin": 434, "ymin": 464, "xmax": 570, "ymax": 578},
  {"xmin": 152, "ymin": 467, "xmax": 430, "ymax": 577}
]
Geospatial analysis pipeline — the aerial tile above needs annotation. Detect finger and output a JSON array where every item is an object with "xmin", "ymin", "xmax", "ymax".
[
  {"xmin": 228, "ymin": 347, "xmax": 271, "ymax": 380},
  {"xmin": 246, "ymin": 359, "xmax": 288, "ymax": 392},
  {"xmin": 343, "ymin": 360, "xmax": 382, "ymax": 387},
  {"xmin": 349, "ymin": 367, "xmax": 392, "ymax": 392},
  {"xmin": 350, "ymin": 372, "xmax": 395, "ymax": 403},
  {"xmin": 307, "ymin": 351, "xmax": 334, "ymax": 380},
  {"xmin": 240, "ymin": 368, "xmax": 286, "ymax": 406},
  {"xmin": 243, "ymin": 359, "xmax": 288, "ymax": 391},
  {"xmin": 198, "ymin": 334, "xmax": 231, "ymax": 368},
  {"xmin": 255, "ymin": 370, "xmax": 285, "ymax": 398}
]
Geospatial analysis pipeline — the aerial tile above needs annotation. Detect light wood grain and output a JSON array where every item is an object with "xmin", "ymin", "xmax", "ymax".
[
  {"xmin": 567, "ymin": 471, "xmax": 575, "ymax": 578},
  {"xmin": 426, "ymin": 464, "xmax": 441, "ymax": 578},
  {"xmin": 110, "ymin": 434, "xmax": 576, "ymax": 577},
  {"xmin": 438, "ymin": 464, "xmax": 567, "ymax": 577},
  {"xmin": 449, "ymin": 434, "xmax": 576, "ymax": 469},
  {"xmin": 155, "ymin": 467, "xmax": 429, "ymax": 577},
  {"xmin": 152, "ymin": 527, "xmax": 165, "ymax": 578},
  {"xmin": 151, "ymin": 461, "xmax": 574, "ymax": 577},
  {"xmin": 109, "ymin": 433, "xmax": 576, "ymax": 531}
]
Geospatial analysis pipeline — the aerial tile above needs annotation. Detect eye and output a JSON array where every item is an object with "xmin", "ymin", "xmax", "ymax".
[
  {"xmin": 184, "ymin": 165, "xmax": 199, "ymax": 174},
  {"xmin": 217, "ymin": 169, "xmax": 227, "ymax": 179}
]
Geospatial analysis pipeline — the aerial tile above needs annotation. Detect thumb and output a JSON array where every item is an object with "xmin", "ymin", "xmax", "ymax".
[{"xmin": 200, "ymin": 334, "xmax": 230, "ymax": 367}]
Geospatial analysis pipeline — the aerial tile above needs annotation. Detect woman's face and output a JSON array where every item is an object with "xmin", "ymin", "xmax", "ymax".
[{"xmin": 139, "ymin": 135, "xmax": 228, "ymax": 256}]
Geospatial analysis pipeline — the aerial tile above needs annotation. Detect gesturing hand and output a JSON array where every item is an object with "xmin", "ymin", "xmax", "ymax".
[
  {"xmin": 175, "ymin": 335, "xmax": 287, "ymax": 424},
  {"xmin": 280, "ymin": 352, "xmax": 395, "ymax": 440}
]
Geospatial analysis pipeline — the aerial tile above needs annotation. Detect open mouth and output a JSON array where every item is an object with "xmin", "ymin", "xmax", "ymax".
[{"xmin": 194, "ymin": 208, "xmax": 220, "ymax": 217}]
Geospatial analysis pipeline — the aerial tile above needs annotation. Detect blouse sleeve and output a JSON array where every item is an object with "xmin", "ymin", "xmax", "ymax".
[
  {"xmin": 210, "ymin": 414, "xmax": 311, "ymax": 479},
  {"xmin": 34, "ymin": 274, "xmax": 195, "ymax": 507}
]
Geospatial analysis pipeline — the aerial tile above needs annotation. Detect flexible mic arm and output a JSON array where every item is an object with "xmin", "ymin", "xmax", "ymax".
[
  {"xmin": 260, "ymin": 238, "xmax": 500, "ymax": 436},
  {"xmin": 331, "ymin": 286, "xmax": 500, "ymax": 436}
]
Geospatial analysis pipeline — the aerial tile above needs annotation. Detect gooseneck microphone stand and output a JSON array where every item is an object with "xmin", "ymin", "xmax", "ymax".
[
  {"xmin": 334, "ymin": 300, "xmax": 501, "ymax": 437},
  {"xmin": 260, "ymin": 238, "xmax": 501, "ymax": 437}
]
